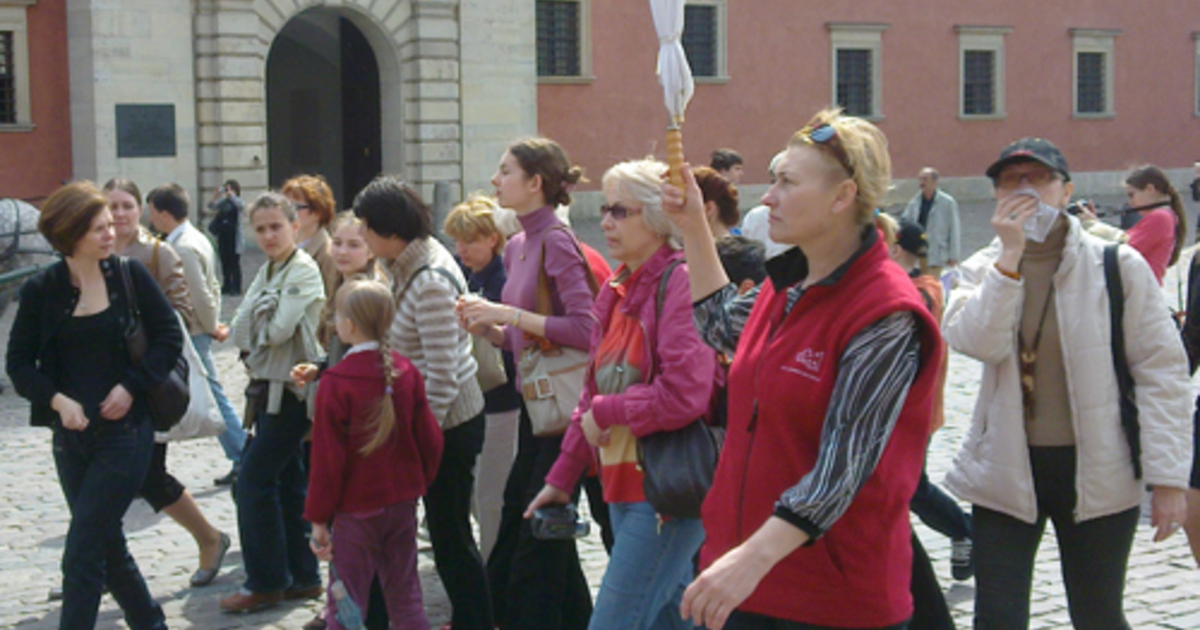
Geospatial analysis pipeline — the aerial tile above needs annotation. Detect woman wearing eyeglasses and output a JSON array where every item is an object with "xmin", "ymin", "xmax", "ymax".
[
  {"xmin": 524, "ymin": 158, "xmax": 720, "ymax": 630},
  {"xmin": 662, "ymin": 109, "xmax": 945, "ymax": 630},
  {"xmin": 942, "ymin": 138, "xmax": 1190, "ymax": 629},
  {"xmin": 283, "ymin": 175, "xmax": 340, "ymax": 307}
]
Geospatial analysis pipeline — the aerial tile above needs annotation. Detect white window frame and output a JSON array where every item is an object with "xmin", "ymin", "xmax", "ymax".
[
  {"xmin": 0, "ymin": 0, "xmax": 36, "ymax": 132},
  {"xmin": 685, "ymin": 0, "xmax": 728, "ymax": 84},
  {"xmin": 827, "ymin": 23, "xmax": 888, "ymax": 120},
  {"xmin": 956, "ymin": 26, "xmax": 1010, "ymax": 120},
  {"xmin": 1071, "ymin": 28, "xmax": 1119, "ymax": 119},
  {"xmin": 536, "ymin": 0, "xmax": 593, "ymax": 84}
]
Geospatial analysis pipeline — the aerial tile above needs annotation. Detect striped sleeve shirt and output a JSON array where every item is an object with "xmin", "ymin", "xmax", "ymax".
[
  {"xmin": 694, "ymin": 281, "xmax": 920, "ymax": 539},
  {"xmin": 389, "ymin": 238, "xmax": 483, "ymax": 429}
]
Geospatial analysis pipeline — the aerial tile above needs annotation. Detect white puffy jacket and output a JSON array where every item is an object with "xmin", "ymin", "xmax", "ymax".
[{"xmin": 942, "ymin": 216, "xmax": 1192, "ymax": 524}]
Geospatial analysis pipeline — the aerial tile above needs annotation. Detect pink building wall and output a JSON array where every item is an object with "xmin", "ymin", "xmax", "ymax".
[
  {"xmin": 0, "ymin": 0, "xmax": 72, "ymax": 201},
  {"xmin": 539, "ymin": 0, "xmax": 1200, "ymax": 189}
]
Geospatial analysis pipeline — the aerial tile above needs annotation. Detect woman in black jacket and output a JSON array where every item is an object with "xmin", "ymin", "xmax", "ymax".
[{"xmin": 6, "ymin": 181, "xmax": 182, "ymax": 630}]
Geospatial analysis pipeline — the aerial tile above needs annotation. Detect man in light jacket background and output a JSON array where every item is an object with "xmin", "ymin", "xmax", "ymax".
[
  {"xmin": 148, "ymin": 183, "xmax": 246, "ymax": 486},
  {"xmin": 902, "ymin": 167, "xmax": 961, "ymax": 277}
]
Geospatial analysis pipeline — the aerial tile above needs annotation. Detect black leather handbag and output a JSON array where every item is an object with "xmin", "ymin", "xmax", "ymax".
[
  {"xmin": 636, "ymin": 259, "xmax": 726, "ymax": 519},
  {"xmin": 119, "ymin": 258, "xmax": 190, "ymax": 432},
  {"xmin": 638, "ymin": 419, "xmax": 725, "ymax": 519}
]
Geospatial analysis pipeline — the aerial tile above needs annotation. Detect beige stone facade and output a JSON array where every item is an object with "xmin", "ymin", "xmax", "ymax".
[{"xmin": 63, "ymin": 0, "xmax": 536, "ymax": 211}]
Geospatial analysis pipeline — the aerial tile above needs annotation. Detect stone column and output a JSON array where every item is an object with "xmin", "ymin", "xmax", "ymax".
[
  {"xmin": 459, "ymin": 0, "xmax": 537, "ymax": 195},
  {"xmin": 404, "ymin": 0, "xmax": 463, "ymax": 203},
  {"xmin": 194, "ymin": 0, "xmax": 268, "ymax": 201}
]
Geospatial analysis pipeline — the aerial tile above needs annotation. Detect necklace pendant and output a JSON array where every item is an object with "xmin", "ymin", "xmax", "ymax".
[{"xmin": 1020, "ymin": 349, "xmax": 1037, "ymax": 365}]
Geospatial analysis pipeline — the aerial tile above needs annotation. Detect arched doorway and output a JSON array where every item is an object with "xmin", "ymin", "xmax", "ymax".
[{"xmin": 266, "ymin": 8, "xmax": 381, "ymax": 207}]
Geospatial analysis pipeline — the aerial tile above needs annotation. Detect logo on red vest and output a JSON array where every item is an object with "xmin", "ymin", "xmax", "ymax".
[{"xmin": 782, "ymin": 348, "xmax": 825, "ymax": 381}]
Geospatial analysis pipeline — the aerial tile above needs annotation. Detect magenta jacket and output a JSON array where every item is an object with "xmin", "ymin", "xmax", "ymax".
[
  {"xmin": 501, "ymin": 206, "xmax": 597, "ymax": 386},
  {"xmin": 545, "ymin": 245, "xmax": 720, "ymax": 492}
]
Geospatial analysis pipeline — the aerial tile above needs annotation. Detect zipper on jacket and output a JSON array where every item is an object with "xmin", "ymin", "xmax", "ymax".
[{"xmin": 737, "ymin": 399, "xmax": 759, "ymax": 541}]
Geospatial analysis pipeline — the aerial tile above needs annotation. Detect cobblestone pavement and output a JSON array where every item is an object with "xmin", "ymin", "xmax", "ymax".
[{"xmin": 3, "ymin": 205, "xmax": 1200, "ymax": 629}]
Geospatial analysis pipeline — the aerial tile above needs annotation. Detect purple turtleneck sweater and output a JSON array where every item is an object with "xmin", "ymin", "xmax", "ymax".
[{"xmin": 501, "ymin": 206, "xmax": 597, "ymax": 386}]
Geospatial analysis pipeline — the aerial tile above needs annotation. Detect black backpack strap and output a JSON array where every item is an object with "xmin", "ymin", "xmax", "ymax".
[{"xmin": 1104, "ymin": 244, "xmax": 1142, "ymax": 479}]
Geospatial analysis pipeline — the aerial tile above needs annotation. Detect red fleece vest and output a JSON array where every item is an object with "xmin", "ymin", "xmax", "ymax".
[{"xmin": 700, "ymin": 237, "xmax": 942, "ymax": 628}]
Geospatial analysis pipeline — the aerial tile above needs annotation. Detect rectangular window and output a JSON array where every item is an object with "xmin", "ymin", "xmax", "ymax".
[
  {"xmin": 0, "ymin": 31, "xmax": 14, "ymax": 125},
  {"xmin": 836, "ymin": 49, "xmax": 873, "ymax": 117},
  {"xmin": 1071, "ymin": 29, "xmax": 1118, "ymax": 118},
  {"xmin": 1076, "ymin": 51, "xmax": 1106, "ymax": 114},
  {"xmin": 957, "ymin": 26, "xmax": 1009, "ymax": 119},
  {"xmin": 963, "ymin": 50, "xmax": 995, "ymax": 115},
  {"xmin": 536, "ymin": 0, "xmax": 581, "ymax": 77},
  {"xmin": 828, "ymin": 23, "xmax": 887, "ymax": 119},
  {"xmin": 683, "ymin": 4, "xmax": 717, "ymax": 78}
]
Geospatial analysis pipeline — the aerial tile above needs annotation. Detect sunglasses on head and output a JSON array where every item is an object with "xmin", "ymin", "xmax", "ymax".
[
  {"xmin": 600, "ymin": 203, "xmax": 640, "ymax": 220},
  {"xmin": 798, "ymin": 123, "xmax": 855, "ymax": 178}
]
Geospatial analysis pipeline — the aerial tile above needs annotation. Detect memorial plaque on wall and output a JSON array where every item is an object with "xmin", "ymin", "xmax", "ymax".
[{"xmin": 115, "ymin": 104, "xmax": 177, "ymax": 158}]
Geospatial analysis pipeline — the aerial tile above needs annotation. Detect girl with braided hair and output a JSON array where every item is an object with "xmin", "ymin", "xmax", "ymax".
[{"xmin": 305, "ymin": 279, "xmax": 445, "ymax": 630}]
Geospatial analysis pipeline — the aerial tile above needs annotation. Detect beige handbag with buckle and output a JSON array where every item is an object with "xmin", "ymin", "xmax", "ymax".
[{"xmin": 518, "ymin": 227, "xmax": 599, "ymax": 436}]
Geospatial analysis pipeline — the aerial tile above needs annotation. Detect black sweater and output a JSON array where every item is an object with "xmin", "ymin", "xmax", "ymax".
[{"xmin": 6, "ymin": 255, "xmax": 183, "ymax": 428}]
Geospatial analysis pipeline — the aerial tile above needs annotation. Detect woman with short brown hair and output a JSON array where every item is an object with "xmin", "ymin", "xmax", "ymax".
[{"xmin": 8, "ymin": 181, "xmax": 182, "ymax": 630}]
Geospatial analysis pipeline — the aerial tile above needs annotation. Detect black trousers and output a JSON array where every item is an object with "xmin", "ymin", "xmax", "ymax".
[
  {"xmin": 973, "ymin": 446, "xmax": 1138, "ymax": 630},
  {"xmin": 726, "ymin": 610, "xmax": 909, "ymax": 630},
  {"xmin": 138, "ymin": 442, "xmax": 185, "ymax": 512},
  {"xmin": 218, "ymin": 239, "xmax": 241, "ymax": 294},
  {"xmin": 487, "ymin": 406, "xmax": 592, "ymax": 630},
  {"xmin": 910, "ymin": 533, "xmax": 955, "ymax": 630},
  {"xmin": 424, "ymin": 413, "xmax": 493, "ymax": 630}
]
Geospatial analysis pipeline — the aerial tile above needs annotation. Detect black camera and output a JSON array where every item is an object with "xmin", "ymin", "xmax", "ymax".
[
  {"xmin": 530, "ymin": 504, "xmax": 590, "ymax": 540},
  {"xmin": 1066, "ymin": 199, "xmax": 1091, "ymax": 216}
]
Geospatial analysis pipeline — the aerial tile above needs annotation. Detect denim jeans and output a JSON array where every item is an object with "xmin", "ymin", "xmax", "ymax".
[
  {"xmin": 191, "ymin": 333, "xmax": 245, "ymax": 464},
  {"xmin": 54, "ymin": 416, "xmax": 166, "ymax": 630},
  {"xmin": 973, "ymin": 446, "xmax": 1138, "ymax": 630},
  {"xmin": 235, "ymin": 390, "xmax": 319, "ymax": 593},
  {"xmin": 910, "ymin": 469, "xmax": 972, "ymax": 541},
  {"xmin": 424, "ymin": 413, "xmax": 493, "ymax": 630},
  {"xmin": 589, "ymin": 501, "xmax": 705, "ymax": 630}
]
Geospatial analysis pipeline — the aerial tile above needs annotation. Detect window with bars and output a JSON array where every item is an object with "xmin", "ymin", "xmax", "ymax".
[
  {"xmin": 536, "ymin": 0, "xmax": 581, "ymax": 77},
  {"xmin": 0, "ymin": 31, "xmax": 14, "ymax": 125},
  {"xmin": 683, "ymin": 4, "xmax": 717, "ymax": 78},
  {"xmin": 963, "ymin": 50, "xmax": 995, "ymax": 115},
  {"xmin": 836, "ymin": 49, "xmax": 873, "ymax": 117},
  {"xmin": 1077, "ymin": 51, "xmax": 1106, "ymax": 114}
]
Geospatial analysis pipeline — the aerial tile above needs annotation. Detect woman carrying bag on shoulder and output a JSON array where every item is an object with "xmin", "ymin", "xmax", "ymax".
[
  {"xmin": 458, "ymin": 137, "xmax": 599, "ymax": 630},
  {"xmin": 526, "ymin": 158, "xmax": 720, "ymax": 630},
  {"xmin": 7, "ymin": 181, "xmax": 182, "ymax": 630},
  {"xmin": 104, "ymin": 177, "xmax": 231, "ymax": 589},
  {"xmin": 220, "ymin": 191, "xmax": 327, "ymax": 614}
]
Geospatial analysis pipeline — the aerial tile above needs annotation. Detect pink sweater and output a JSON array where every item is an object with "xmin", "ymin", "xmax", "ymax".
[{"xmin": 1127, "ymin": 207, "xmax": 1177, "ymax": 284}]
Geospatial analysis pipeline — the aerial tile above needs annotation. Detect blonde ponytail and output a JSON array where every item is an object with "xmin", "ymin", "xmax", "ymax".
[{"xmin": 334, "ymin": 279, "xmax": 400, "ymax": 455}]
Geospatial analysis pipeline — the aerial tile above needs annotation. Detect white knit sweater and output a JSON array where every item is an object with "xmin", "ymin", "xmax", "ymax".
[{"xmin": 389, "ymin": 237, "xmax": 483, "ymax": 430}]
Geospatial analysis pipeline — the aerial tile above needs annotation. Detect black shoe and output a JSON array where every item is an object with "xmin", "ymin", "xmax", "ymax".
[{"xmin": 214, "ymin": 468, "xmax": 238, "ymax": 486}]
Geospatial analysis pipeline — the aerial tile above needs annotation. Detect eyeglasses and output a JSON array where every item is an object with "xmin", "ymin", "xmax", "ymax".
[
  {"xmin": 600, "ymin": 203, "xmax": 641, "ymax": 220},
  {"xmin": 995, "ymin": 167, "xmax": 1059, "ymax": 190},
  {"xmin": 797, "ymin": 123, "xmax": 855, "ymax": 178}
]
